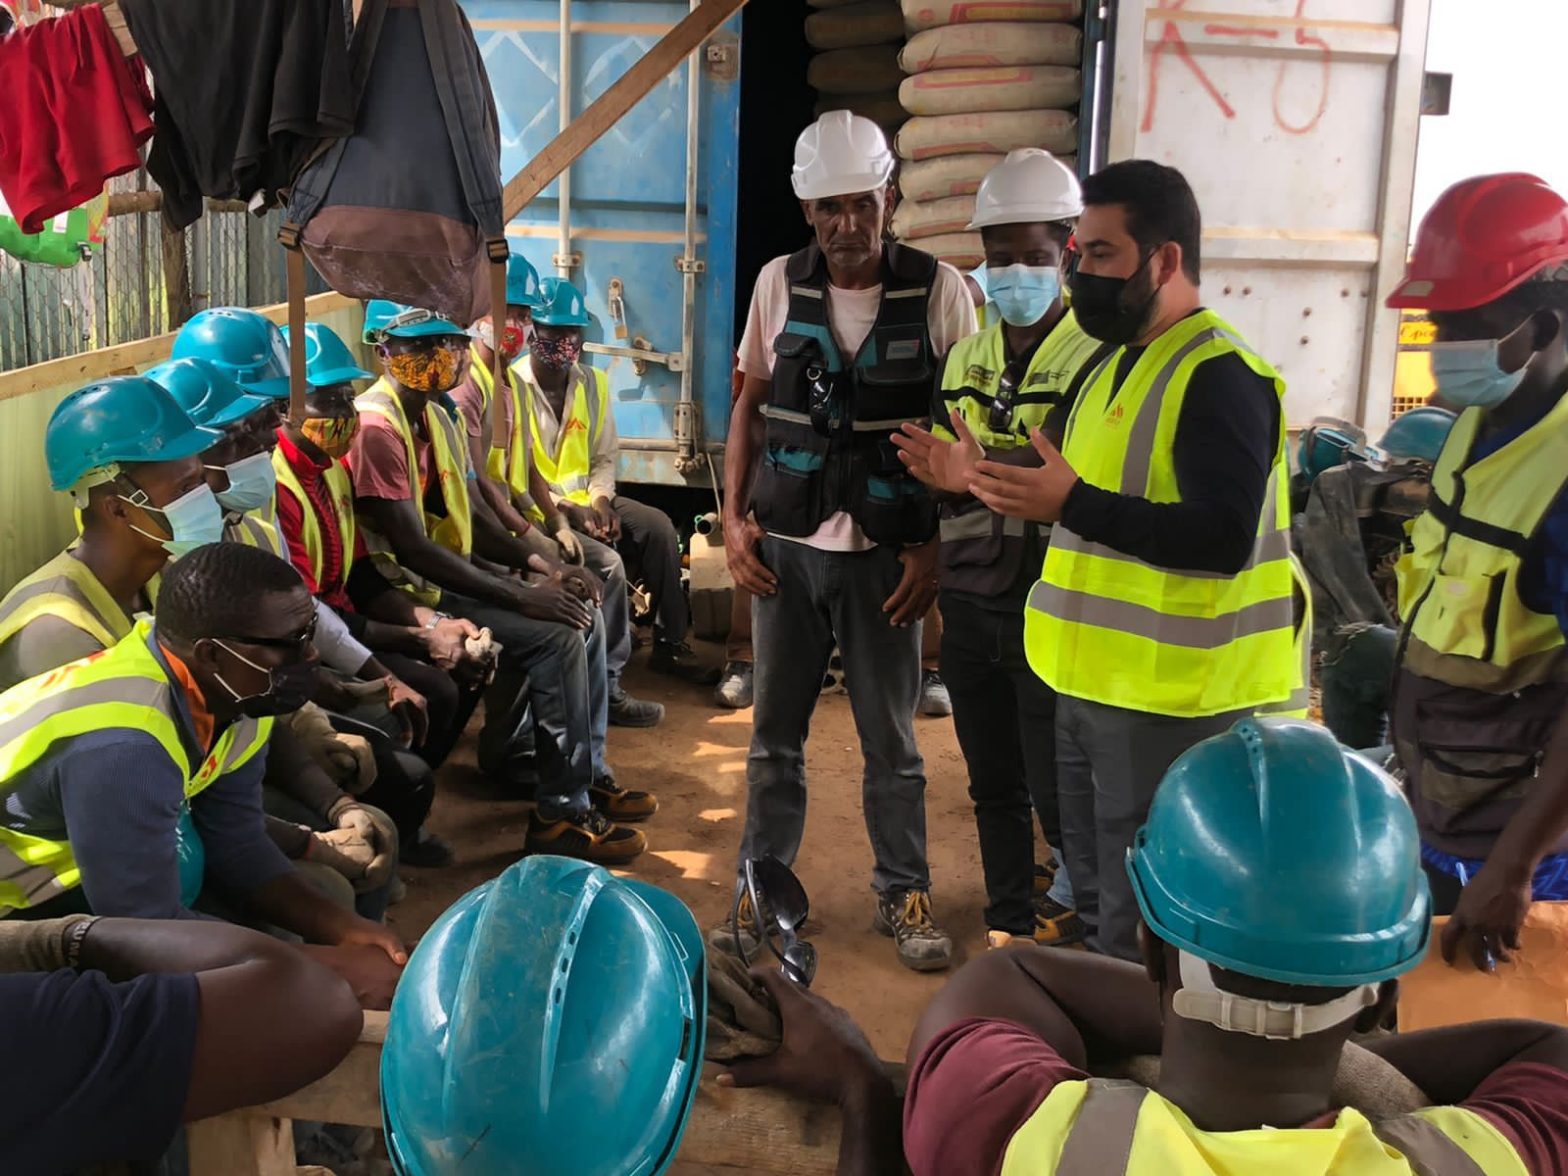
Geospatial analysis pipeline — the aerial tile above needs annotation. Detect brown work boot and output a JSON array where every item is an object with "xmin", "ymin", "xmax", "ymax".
[
  {"xmin": 525, "ymin": 807, "xmax": 645, "ymax": 865},
  {"xmin": 590, "ymin": 774, "xmax": 659, "ymax": 822},
  {"xmin": 706, "ymin": 889, "xmax": 763, "ymax": 958},
  {"xmin": 1033, "ymin": 898, "xmax": 1086, "ymax": 947},
  {"xmin": 874, "ymin": 889, "xmax": 954, "ymax": 973}
]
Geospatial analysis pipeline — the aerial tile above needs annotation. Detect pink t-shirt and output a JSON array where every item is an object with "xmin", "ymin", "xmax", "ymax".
[{"xmin": 737, "ymin": 252, "xmax": 977, "ymax": 551}]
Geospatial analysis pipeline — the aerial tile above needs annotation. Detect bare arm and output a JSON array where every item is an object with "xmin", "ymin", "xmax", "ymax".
[
  {"xmin": 722, "ymin": 374, "xmax": 778, "ymax": 595},
  {"xmin": 1360, "ymin": 1019, "xmax": 1568, "ymax": 1103},
  {"xmin": 357, "ymin": 495, "xmax": 525, "ymax": 611}
]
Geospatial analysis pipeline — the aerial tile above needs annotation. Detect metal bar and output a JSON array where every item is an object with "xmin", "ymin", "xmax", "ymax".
[
  {"xmin": 556, "ymin": 0, "xmax": 574, "ymax": 276},
  {"xmin": 674, "ymin": 0, "xmax": 702, "ymax": 473},
  {"xmin": 583, "ymin": 341, "xmax": 683, "ymax": 370}
]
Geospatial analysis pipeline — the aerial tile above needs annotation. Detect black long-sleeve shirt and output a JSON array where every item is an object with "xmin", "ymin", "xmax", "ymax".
[{"xmin": 1060, "ymin": 347, "xmax": 1281, "ymax": 575}]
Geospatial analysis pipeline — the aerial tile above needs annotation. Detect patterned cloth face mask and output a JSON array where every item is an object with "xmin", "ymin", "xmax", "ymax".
[
  {"xmin": 386, "ymin": 345, "xmax": 463, "ymax": 393},
  {"xmin": 300, "ymin": 416, "xmax": 359, "ymax": 459}
]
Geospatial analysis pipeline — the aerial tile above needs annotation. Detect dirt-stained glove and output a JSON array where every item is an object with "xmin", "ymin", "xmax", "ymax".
[
  {"xmin": 546, "ymin": 513, "xmax": 585, "ymax": 565},
  {"xmin": 464, "ymin": 627, "xmax": 501, "ymax": 686},
  {"xmin": 0, "ymin": 915, "xmax": 97, "ymax": 974},
  {"xmin": 283, "ymin": 702, "xmax": 378, "ymax": 793},
  {"xmin": 327, "ymin": 798, "xmax": 399, "ymax": 890},
  {"xmin": 705, "ymin": 949, "xmax": 784, "ymax": 1061},
  {"xmin": 306, "ymin": 827, "xmax": 378, "ymax": 890}
]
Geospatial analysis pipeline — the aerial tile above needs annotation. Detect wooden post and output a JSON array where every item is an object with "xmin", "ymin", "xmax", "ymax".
[
  {"xmin": 501, "ymin": 0, "xmax": 750, "ymax": 221},
  {"xmin": 161, "ymin": 221, "xmax": 192, "ymax": 331}
]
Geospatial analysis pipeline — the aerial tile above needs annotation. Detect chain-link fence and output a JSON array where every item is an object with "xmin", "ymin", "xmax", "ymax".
[{"xmin": 0, "ymin": 169, "xmax": 326, "ymax": 372}]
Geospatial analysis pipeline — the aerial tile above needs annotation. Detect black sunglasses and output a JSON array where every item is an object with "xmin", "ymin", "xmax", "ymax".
[
  {"xmin": 806, "ymin": 365, "xmax": 842, "ymax": 438},
  {"xmin": 737, "ymin": 854, "xmax": 817, "ymax": 987},
  {"xmin": 988, "ymin": 358, "xmax": 1029, "ymax": 434},
  {"xmin": 214, "ymin": 611, "xmax": 318, "ymax": 654}
]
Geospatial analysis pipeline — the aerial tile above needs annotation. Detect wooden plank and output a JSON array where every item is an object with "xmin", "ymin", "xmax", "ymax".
[
  {"xmin": 256, "ymin": 1010, "xmax": 387, "ymax": 1128},
  {"xmin": 46, "ymin": 0, "xmax": 137, "ymax": 55},
  {"xmin": 105, "ymin": 192, "xmax": 252, "ymax": 218},
  {"xmin": 501, "ymin": 0, "xmax": 750, "ymax": 221},
  {"xmin": 161, "ymin": 222, "xmax": 192, "ymax": 330},
  {"xmin": 187, "ymin": 1115, "xmax": 294, "ymax": 1176}
]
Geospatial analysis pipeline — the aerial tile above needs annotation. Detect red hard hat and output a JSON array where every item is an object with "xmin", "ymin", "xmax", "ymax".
[{"xmin": 1387, "ymin": 173, "xmax": 1568, "ymax": 311}]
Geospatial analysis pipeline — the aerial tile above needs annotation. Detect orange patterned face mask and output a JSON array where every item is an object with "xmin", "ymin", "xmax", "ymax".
[
  {"xmin": 385, "ymin": 344, "xmax": 464, "ymax": 393},
  {"xmin": 300, "ymin": 415, "xmax": 359, "ymax": 459}
]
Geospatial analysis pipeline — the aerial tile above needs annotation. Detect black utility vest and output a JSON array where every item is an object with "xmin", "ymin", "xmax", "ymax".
[{"xmin": 751, "ymin": 242, "xmax": 938, "ymax": 545}]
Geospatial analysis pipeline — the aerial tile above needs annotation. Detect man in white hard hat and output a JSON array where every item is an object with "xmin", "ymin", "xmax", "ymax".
[
  {"xmin": 719, "ymin": 111, "xmax": 976, "ymax": 972},
  {"xmin": 893, "ymin": 149, "xmax": 1105, "ymax": 954}
]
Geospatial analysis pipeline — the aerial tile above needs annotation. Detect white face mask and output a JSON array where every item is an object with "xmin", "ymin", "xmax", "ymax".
[{"xmin": 1171, "ymin": 951, "xmax": 1380, "ymax": 1041}]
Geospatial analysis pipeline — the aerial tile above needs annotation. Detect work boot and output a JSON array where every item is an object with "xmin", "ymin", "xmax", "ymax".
[
  {"xmin": 706, "ymin": 889, "xmax": 763, "ymax": 959},
  {"xmin": 1033, "ymin": 859, "xmax": 1058, "ymax": 899},
  {"xmin": 524, "ymin": 807, "xmax": 646, "ymax": 865},
  {"xmin": 985, "ymin": 929, "xmax": 1035, "ymax": 950},
  {"xmin": 650, "ymin": 639, "xmax": 722, "ymax": 685},
  {"xmin": 591, "ymin": 774, "xmax": 659, "ymax": 822},
  {"xmin": 400, "ymin": 828, "xmax": 455, "ymax": 868},
  {"xmin": 714, "ymin": 660, "xmax": 754, "ymax": 709},
  {"xmin": 874, "ymin": 889, "xmax": 953, "ymax": 972},
  {"xmin": 1033, "ymin": 898, "xmax": 1086, "ymax": 947},
  {"xmin": 609, "ymin": 684, "xmax": 665, "ymax": 728},
  {"xmin": 918, "ymin": 670, "xmax": 952, "ymax": 717}
]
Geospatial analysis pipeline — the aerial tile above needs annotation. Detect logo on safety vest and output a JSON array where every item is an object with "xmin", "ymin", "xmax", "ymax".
[
  {"xmin": 1107, "ymin": 403, "xmax": 1126, "ymax": 427},
  {"xmin": 563, "ymin": 416, "xmax": 588, "ymax": 435},
  {"xmin": 965, "ymin": 364, "xmax": 996, "ymax": 388},
  {"xmin": 886, "ymin": 339, "xmax": 923, "ymax": 361}
]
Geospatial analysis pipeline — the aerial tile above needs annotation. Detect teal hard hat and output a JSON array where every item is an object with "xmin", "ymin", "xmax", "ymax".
[
  {"xmin": 144, "ymin": 358, "xmax": 273, "ymax": 430},
  {"xmin": 362, "ymin": 300, "xmax": 469, "ymax": 345},
  {"xmin": 1295, "ymin": 416, "xmax": 1367, "ymax": 485},
  {"xmin": 533, "ymin": 277, "xmax": 591, "ymax": 327},
  {"xmin": 1127, "ymin": 718, "xmax": 1431, "ymax": 987},
  {"xmin": 170, "ymin": 307, "xmax": 292, "ymax": 400},
  {"xmin": 1379, "ymin": 405, "xmax": 1456, "ymax": 464},
  {"xmin": 506, "ymin": 253, "xmax": 543, "ymax": 309},
  {"xmin": 46, "ymin": 375, "xmax": 223, "ymax": 492},
  {"xmin": 382, "ymin": 856, "xmax": 706, "ymax": 1176},
  {"xmin": 280, "ymin": 323, "xmax": 374, "ymax": 388}
]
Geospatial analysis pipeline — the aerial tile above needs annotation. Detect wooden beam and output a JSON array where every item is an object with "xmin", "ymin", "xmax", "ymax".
[
  {"xmin": 44, "ymin": 0, "xmax": 137, "ymax": 55},
  {"xmin": 186, "ymin": 1115, "xmax": 294, "ymax": 1176},
  {"xmin": 501, "ymin": 0, "xmax": 749, "ymax": 221},
  {"xmin": 161, "ymin": 221, "xmax": 192, "ymax": 330},
  {"xmin": 105, "ymin": 192, "xmax": 252, "ymax": 219}
]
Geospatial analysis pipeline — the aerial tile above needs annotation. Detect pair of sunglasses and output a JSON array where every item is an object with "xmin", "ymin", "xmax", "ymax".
[
  {"xmin": 806, "ymin": 365, "xmax": 842, "ymax": 438},
  {"xmin": 988, "ymin": 357, "xmax": 1029, "ymax": 434},
  {"xmin": 736, "ymin": 854, "xmax": 817, "ymax": 987}
]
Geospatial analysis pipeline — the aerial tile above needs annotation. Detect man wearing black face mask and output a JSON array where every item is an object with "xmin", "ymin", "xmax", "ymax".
[
  {"xmin": 0, "ymin": 543, "xmax": 406, "ymax": 999},
  {"xmin": 968, "ymin": 160, "xmax": 1296, "ymax": 963}
]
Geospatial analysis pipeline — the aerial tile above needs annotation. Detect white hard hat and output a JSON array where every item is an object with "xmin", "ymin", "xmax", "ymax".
[
  {"xmin": 967, "ymin": 148, "xmax": 1083, "ymax": 230},
  {"xmin": 792, "ymin": 111, "xmax": 896, "ymax": 201}
]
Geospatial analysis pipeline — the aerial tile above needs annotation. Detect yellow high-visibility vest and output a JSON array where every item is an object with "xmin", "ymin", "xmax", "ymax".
[
  {"xmin": 468, "ymin": 344, "xmax": 532, "ymax": 501},
  {"xmin": 1397, "ymin": 394, "xmax": 1568, "ymax": 693},
  {"xmin": 1257, "ymin": 553, "xmax": 1313, "ymax": 720},
  {"xmin": 1024, "ymin": 309, "xmax": 1295, "ymax": 717},
  {"xmin": 0, "ymin": 620, "xmax": 271, "ymax": 915},
  {"xmin": 1001, "ymin": 1078, "xmax": 1525, "ymax": 1176},
  {"xmin": 272, "ymin": 448, "xmax": 357, "ymax": 589},
  {"xmin": 355, "ymin": 379, "xmax": 474, "ymax": 606},
  {"xmin": 518, "ymin": 357, "xmax": 608, "ymax": 523},
  {"xmin": 223, "ymin": 510, "xmax": 285, "ymax": 558},
  {"xmin": 0, "ymin": 550, "xmax": 132, "ymax": 654}
]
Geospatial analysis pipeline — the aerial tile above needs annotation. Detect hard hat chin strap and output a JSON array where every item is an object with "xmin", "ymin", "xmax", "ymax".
[{"xmin": 1171, "ymin": 951, "xmax": 1379, "ymax": 1041}]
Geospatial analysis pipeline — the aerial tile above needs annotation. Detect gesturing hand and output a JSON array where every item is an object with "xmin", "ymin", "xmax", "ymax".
[
  {"xmin": 968, "ymin": 428, "xmax": 1080, "ymax": 523},
  {"xmin": 892, "ymin": 409, "xmax": 985, "ymax": 495}
]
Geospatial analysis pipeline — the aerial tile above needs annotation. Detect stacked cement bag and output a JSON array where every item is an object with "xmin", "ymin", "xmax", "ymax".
[
  {"xmin": 807, "ymin": 0, "xmax": 909, "ymax": 140},
  {"xmin": 891, "ymin": 1, "xmax": 1083, "ymax": 270}
]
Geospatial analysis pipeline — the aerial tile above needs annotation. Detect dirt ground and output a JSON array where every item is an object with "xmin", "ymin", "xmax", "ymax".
[{"xmin": 392, "ymin": 638, "xmax": 992, "ymax": 1061}]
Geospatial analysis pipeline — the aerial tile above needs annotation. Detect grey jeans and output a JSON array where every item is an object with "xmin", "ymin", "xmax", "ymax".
[
  {"xmin": 1056, "ymin": 694, "xmax": 1250, "ymax": 961},
  {"xmin": 578, "ymin": 531, "xmax": 633, "ymax": 688},
  {"xmin": 737, "ymin": 537, "xmax": 930, "ymax": 895}
]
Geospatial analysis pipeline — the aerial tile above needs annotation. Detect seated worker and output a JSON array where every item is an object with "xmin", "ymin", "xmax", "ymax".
[
  {"xmin": 0, "ymin": 542, "xmax": 405, "ymax": 989},
  {"xmin": 519, "ymin": 277, "xmax": 718, "ymax": 685},
  {"xmin": 0, "ymin": 915, "xmax": 363, "ymax": 1171},
  {"xmin": 893, "ymin": 149, "xmax": 1105, "ymax": 951},
  {"xmin": 726, "ymin": 720, "xmax": 1568, "ymax": 1176},
  {"xmin": 1385, "ymin": 174, "xmax": 1568, "ymax": 971},
  {"xmin": 170, "ymin": 304, "xmax": 290, "ymax": 458},
  {"xmin": 349, "ymin": 301, "xmax": 653, "ymax": 864},
  {"xmin": 449, "ymin": 257, "xmax": 661, "ymax": 727}
]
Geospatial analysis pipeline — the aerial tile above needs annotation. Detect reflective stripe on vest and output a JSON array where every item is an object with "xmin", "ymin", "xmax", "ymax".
[
  {"xmin": 469, "ymin": 345, "xmax": 532, "ymax": 500},
  {"xmin": 1396, "ymin": 394, "xmax": 1568, "ymax": 694},
  {"xmin": 1024, "ymin": 309, "xmax": 1296, "ymax": 718},
  {"xmin": 1002, "ymin": 1078, "xmax": 1526, "ymax": 1176},
  {"xmin": 0, "ymin": 550, "xmax": 132, "ymax": 654},
  {"xmin": 0, "ymin": 619, "xmax": 271, "ymax": 914},
  {"xmin": 224, "ymin": 510, "xmax": 285, "ymax": 558},
  {"xmin": 520, "ymin": 357, "xmax": 605, "ymax": 519},
  {"xmin": 355, "ymin": 380, "xmax": 474, "ymax": 605},
  {"xmin": 272, "ymin": 448, "xmax": 357, "ymax": 588}
]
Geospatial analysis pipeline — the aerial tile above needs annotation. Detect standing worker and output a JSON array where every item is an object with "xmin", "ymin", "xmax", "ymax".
[
  {"xmin": 1387, "ymin": 173, "xmax": 1568, "ymax": 971},
  {"xmin": 894, "ymin": 149, "xmax": 1103, "ymax": 951},
  {"xmin": 969, "ymin": 161, "xmax": 1297, "ymax": 961},
  {"xmin": 722, "ymin": 111, "xmax": 976, "ymax": 971}
]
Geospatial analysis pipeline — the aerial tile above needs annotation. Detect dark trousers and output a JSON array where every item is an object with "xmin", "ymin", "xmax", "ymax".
[
  {"xmin": 940, "ymin": 593, "xmax": 1059, "ymax": 935},
  {"xmin": 376, "ymin": 651, "xmax": 479, "ymax": 770},
  {"xmin": 612, "ymin": 495, "xmax": 688, "ymax": 642}
]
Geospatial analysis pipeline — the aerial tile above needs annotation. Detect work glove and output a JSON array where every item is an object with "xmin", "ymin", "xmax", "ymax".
[
  {"xmin": 305, "ymin": 826, "xmax": 378, "ymax": 892},
  {"xmin": 546, "ymin": 513, "xmax": 586, "ymax": 564},
  {"xmin": 327, "ymin": 798, "xmax": 399, "ymax": 890},
  {"xmin": 464, "ymin": 626, "xmax": 501, "ymax": 687},
  {"xmin": 283, "ymin": 702, "xmax": 378, "ymax": 793}
]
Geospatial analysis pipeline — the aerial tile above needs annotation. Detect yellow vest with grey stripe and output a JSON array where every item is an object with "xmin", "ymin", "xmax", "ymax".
[
  {"xmin": 0, "ymin": 619, "xmax": 271, "ymax": 915},
  {"xmin": 468, "ymin": 343, "xmax": 532, "ymax": 502},
  {"xmin": 1024, "ymin": 309, "xmax": 1295, "ymax": 717},
  {"xmin": 0, "ymin": 551, "xmax": 133, "ymax": 657},
  {"xmin": 354, "ymin": 379, "xmax": 475, "ymax": 606},
  {"xmin": 1002, "ymin": 1076, "xmax": 1524, "ymax": 1175},
  {"xmin": 224, "ymin": 510, "xmax": 285, "ymax": 558},
  {"xmin": 520, "ymin": 358, "xmax": 608, "ymax": 524},
  {"xmin": 273, "ymin": 447, "xmax": 358, "ymax": 588}
]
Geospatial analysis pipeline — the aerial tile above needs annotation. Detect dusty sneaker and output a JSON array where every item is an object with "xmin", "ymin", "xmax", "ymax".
[
  {"xmin": 706, "ymin": 888, "xmax": 763, "ymax": 958},
  {"xmin": 918, "ymin": 670, "xmax": 952, "ymax": 717},
  {"xmin": 524, "ymin": 807, "xmax": 646, "ymax": 865},
  {"xmin": 590, "ymin": 774, "xmax": 659, "ymax": 822},
  {"xmin": 609, "ymin": 685, "xmax": 665, "ymax": 728},
  {"xmin": 874, "ymin": 889, "xmax": 953, "ymax": 972},
  {"xmin": 1033, "ymin": 898, "xmax": 1086, "ymax": 947},
  {"xmin": 713, "ymin": 660, "xmax": 754, "ymax": 709}
]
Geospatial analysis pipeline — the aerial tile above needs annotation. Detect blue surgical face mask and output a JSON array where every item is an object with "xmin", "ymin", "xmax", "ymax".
[
  {"xmin": 213, "ymin": 450, "xmax": 278, "ymax": 513},
  {"xmin": 124, "ymin": 482, "xmax": 225, "ymax": 557},
  {"xmin": 986, "ymin": 263, "xmax": 1060, "ymax": 327},
  {"xmin": 1429, "ymin": 338, "xmax": 1528, "ymax": 409}
]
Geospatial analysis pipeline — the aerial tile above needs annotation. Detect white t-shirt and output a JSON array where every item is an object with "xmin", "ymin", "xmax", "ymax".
[{"xmin": 738, "ymin": 252, "xmax": 978, "ymax": 550}]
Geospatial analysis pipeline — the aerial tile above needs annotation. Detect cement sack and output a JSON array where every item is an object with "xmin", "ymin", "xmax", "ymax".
[
  {"xmin": 891, "ymin": 195, "xmax": 977, "ymax": 240},
  {"xmin": 903, "ymin": 0, "xmax": 1084, "ymax": 33},
  {"xmin": 808, "ymin": 45, "xmax": 905, "ymax": 95},
  {"xmin": 806, "ymin": 1, "xmax": 903, "ymax": 50},
  {"xmin": 900, "ymin": 64, "xmax": 1080, "ymax": 116},
  {"xmin": 901, "ymin": 21, "xmax": 1081, "ymax": 72},
  {"xmin": 911, "ymin": 230, "xmax": 985, "ymax": 269},
  {"xmin": 899, "ymin": 150, "xmax": 1075, "ymax": 200},
  {"xmin": 815, "ymin": 91, "xmax": 907, "ymax": 132},
  {"xmin": 897, "ymin": 109, "xmax": 1077, "ymax": 161}
]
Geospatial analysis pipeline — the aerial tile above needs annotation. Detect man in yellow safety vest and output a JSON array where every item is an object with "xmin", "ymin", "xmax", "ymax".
[{"xmin": 968, "ymin": 160, "xmax": 1299, "ymax": 961}]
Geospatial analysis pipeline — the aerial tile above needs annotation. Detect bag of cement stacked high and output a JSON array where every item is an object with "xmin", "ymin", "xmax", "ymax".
[
  {"xmin": 902, "ymin": 0, "xmax": 1084, "ymax": 33},
  {"xmin": 900, "ymin": 151, "xmax": 1074, "ymax": 200},
  {"xmin": 897, "ymin": 108, "xmax": 1077, "ymax": 160},
  {"xmin": 891, "ymin": 195, "xmax": 977, "ymax": 240},
  {"xmin": 815, "ymin": 92, "xmax": 908, "ymax": 135},
  {"xmin": 900, "ymin": 64, "xmax": 1080, "ymax": 116},
  {"xmin": 809, "ymin": 45, "xmax": 905, "ymax": 94},
  {"xmin": 910, "ymin": 230, "xmax": 984, "ymax": 269},
  {"xmin": 901, "ymin": 20, "xmax": 1082, "ymax": 71},
  {"xmin": 806, "ymin": 0, "xmax": 903, "ymax": 49}
]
